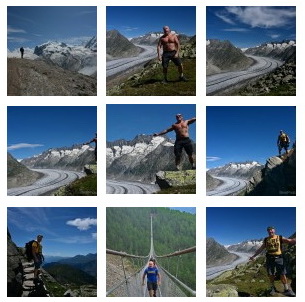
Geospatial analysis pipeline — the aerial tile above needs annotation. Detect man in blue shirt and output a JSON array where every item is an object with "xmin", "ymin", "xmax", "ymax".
[{"xmin": 142, "ymin": 260, "xmax": 161, "ymax": 297}]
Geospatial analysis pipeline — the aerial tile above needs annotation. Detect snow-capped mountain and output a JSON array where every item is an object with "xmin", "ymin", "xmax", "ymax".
[
  {"xmin": 227, "ymin": 239, "xmax": 263, "ymax": 253},
  {"xmin": 107, "ymin": 134, "xmax": 195, "ymax": 182},
  {"xmin": 245, "ymin": 40, "xmax": 296, "ymax": 62},
  {"xmin": 129, "ymin": 31, "xmax": 187, "ymax": 45},
  {"xmin": 34, "ymin": 38, "xmax": 97, "ymax": 76},
  {"xmin": 85, "ymin": 36, "xmax": 97, "ymax": 52},
  {"xmin": 208, "ymin": 161, "xmax": 263, "ymax": 180},
  {"xmin": 21, "ymin": 145, "xmax": 95, "ymax": 171}
]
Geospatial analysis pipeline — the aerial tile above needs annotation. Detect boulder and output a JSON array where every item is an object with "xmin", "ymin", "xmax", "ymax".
[
  {"xmin": 156, "ymin": 170, "xmax": 196, "ymax": 189},
  {"xmin": 84, "ymin": 164, "xmax": 97, "ymax": 175},
  {"xmin": 206, "ymin": 284, "xmax": 238, "ymax": 297}
]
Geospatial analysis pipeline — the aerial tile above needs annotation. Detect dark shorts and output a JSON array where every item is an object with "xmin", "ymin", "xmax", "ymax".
[
  {"xmin": 174, "ymin": 138, "xmax": 193, "ymax": 157},
  {"xmin": 162, "ymin": 51, "xmax": 182, "ymax": 68},
  {"xmin": 34, "ymin": 256, "xmax": 43, "ymax": 269},
  {"xmin": 147, "ymin": 281, "xmax": 158, "ymax": 291},
  {"xmin": 266, "ymin": 255, "xmax": 286, "ymax": 275}
]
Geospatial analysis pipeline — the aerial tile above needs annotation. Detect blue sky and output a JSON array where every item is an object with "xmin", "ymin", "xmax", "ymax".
[
  {"xmin": 7, "ymin": 6, "xmax": 97, "ymax": 50},
  {"xmin": 207, "ymin": 207, "xmax": 296, "ymax": 245},
  {"xmin": 107, "ymin": 6, "xmax": 196, "ymax": 38},
  {"xmin": 7, "ymin": 106, "xmax": 97, "ymax": 160},
  {"xmin": 107, "ymin": 104, "xmax": 196, "ymax": 142},
  {"xmin": 207, "ymin": 6, "xmax": 296, "ymax": 48},
  {"xmin": 206, "ymin": 106, "xmax": 296, "ymax": 169},
  {"xmin": 8, "ymin": 207, "xmax": 97, "ymax": 257},
  {"xmin": 170, "ymin": 207, "xmax": 196, "ymax": 214}
]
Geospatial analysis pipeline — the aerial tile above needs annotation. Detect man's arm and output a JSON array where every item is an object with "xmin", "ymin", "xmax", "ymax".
[
  {"xmin": 153, "ymin": 126, "xmax": 174, "ymax": 137},
  {"xmin": 174, "ymin": 35, "xmax": 180, "ymax": 57},
  {"xmin": 249, "ymin": 243, "xmax": 265, "ymax": 261},
  {"xmin": 157, "ymin": 272, "xmax": 161, "ymax": 285},
  {"xmin": 186, "ymin": 117, "xmax": 196, "ymax": 125},
  {"xmin": 157, "ymin": 39, "xmax": 162, "ymax": 61},
  {"xmin": 142, "ymin": 270, "xmax": 147, "ymax": 285},
  {"xmin": 32, "ymin": 243, "xmax": 38, "ymax": 262},
  {"xmin": 282, "ymin": 237, "xmax": 296, "ymax": 245}
]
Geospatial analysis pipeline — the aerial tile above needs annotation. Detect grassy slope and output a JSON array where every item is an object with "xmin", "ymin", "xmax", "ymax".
[{"xmin": 109, "ymin": 58, "xmax": 196, "ymax": 96}]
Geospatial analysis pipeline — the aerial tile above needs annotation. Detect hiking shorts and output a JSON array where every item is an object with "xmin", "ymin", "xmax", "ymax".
[
  {"xmin": 266, "ymin": 255, "xmax": 286, "ymax": 275},
  {"xmin": 162, "ymin": 51, "xmax": 182, "ymax": 68},
  {"xmin": 147, "ymin": 281, "xmax": 158, "ymax": 291},
  {"xmin": 174, "ymin": 138, "xmax": 193, "ymax": 158},
  {"xmin": 34, "ymin": 258, "xmax": 42, "ymax": 269}
]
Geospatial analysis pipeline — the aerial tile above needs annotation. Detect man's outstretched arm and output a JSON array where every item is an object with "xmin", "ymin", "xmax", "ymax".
[
  {"xmin": 187, "ymin": 117, "xmax": 196, "ymax": 125},
  {"xmin": 282, "ymin": 237, "xmax": 296, "ymax": 245},
  {"xmin": 249, "ymin": 243, "xmax": 265, "ymax": 261},
  {"xmin": 153, "ymin": 126, "xmax": 174, "ymax": 136}
]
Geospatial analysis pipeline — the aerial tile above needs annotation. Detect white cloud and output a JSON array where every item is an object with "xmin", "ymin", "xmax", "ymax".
[
  {"xmin": 269, "ymin": 34, "xmax": 280, "ymax": 39},
  {"xmin": 226, "ymin": 6, "xmax": 296, "ymax": 28},
  {"xmin": 66, "ymin": 217, "xmax": 97, "ymax": 231},
  {"xmin": 7, "ymin": 26, "xmax": 26, "ymax": 34},
  {"xmin": 223, "ymin": 28, "xmax": 249, "ymax": 32},
  {"xmin": 215, "ymin": 12, "xmax": 235, "ymax": 25},
  {"xmin": 7, "ymin": 143, "xmax": 44, "ymax": 150},
  {"xmin": 122, "ymin": 26, "xmax": 139, "ymax": 32},
  {"xmin": 207, "ymin": 156, "xmax": 221, "ymax": 162}
]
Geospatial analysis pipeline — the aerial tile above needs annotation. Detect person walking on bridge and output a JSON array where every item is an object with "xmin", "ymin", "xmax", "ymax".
[
  {"xmin": 142, "ymin": 260, "xmax": 161, "ymax": 297},
  {"xmin": 83, "ymin": 133, "xmax": 97, "ymax": 162},
  {"xmin": 157, "ymin": 26, "xmax": 187, "ymax": 83},
  {"xmin": 153, "ymin": 114, "xmax": 196, "ymax": 170},
  {"xmin": 277, "ymin": 130, "xmax": 290, "ymax": 157},
  {"xmin": 249, "ymin": 226, "xmax": 296, "ymax": 296}
]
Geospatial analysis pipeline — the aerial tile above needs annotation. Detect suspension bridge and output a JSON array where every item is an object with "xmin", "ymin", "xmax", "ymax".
[{"xmin": 106, "ymin": 214, "xmax": 196, "ymax": 297}]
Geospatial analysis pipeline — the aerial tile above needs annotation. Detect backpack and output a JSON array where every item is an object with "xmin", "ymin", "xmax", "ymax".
[{"xmin": 25, "ymin": 240, "xmax": 36, "ymax": 261}]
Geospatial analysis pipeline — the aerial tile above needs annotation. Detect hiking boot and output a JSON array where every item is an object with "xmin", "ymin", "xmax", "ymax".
[
  {"xmin": 161, "ymin": 79, "xmax": 168, "ymax": 84},
  {"xmin": 269, "ymin": 286, "xmax": 278, "ymax": 295},
  {"xmin": 179, "ymin": 76, "xmax": 188, "ymax": 82},
  {"xmin": 284, "ymin": 289, "xmax": 295, "ymax": 297}
]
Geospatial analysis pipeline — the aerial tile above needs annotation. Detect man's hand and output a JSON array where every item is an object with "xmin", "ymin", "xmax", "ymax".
[
  {"xmin": 158, "ymin": 55, "xmax": 162, "ymax": 62},
  {"xmin": 158, "ymin": 281, "xmax": 161, "ymax": 286},
  {"xmin": 174, "ymin": 52, "xmax": 179, "ymax": 58},
  {"xmin": 153, "ymin": 133, "xmax": 158, "ymax": 137},
  {"xmin": 249, "ymin": 256, "xmax": 255, "ymax": 262}
]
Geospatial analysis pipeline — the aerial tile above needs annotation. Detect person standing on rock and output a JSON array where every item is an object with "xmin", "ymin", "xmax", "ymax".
[
  {"xmin": 83, "ymin": 133, "xmax": 97, "ymax": 162},
  {"xmin": 157, "ymin": 26, "xmax": 187, "ymax": 83},
  {"xmin": 277, "ymin": 130, "xmax": 290, "ymax": 157},
  {"xmin": 249, "ymin": 226, "xmax": 296, "ymax": 297},
  {"xmin": 153, "ymin": 114, "xmax": 196, "ymax": 170},
  {"xmin": 32, "ymin": 235, "xmax": 44, "ymax": 283},
  {"xmin": 142, "ymin": 260, "xmax": 161, "ymax": 297},
  {"xmin": 20, "ymin": 47, "xmax": 24, "ymax": 59}
]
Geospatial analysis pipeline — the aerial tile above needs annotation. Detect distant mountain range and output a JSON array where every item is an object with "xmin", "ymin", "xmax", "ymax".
[
  {"xmin": 8, "ymin": 36, "xmax": 97, "ymax": 77},
  {"xmin": 7, "ymin": 153, "xmax": 43, "ymax": 189},
  {"xmin": 107, "ymin": 134, "xmax": 196, "ymax": 182},
  {"xmin": 207, "ymin": 161, "xmax": 263, "ymax": 180},
  {"xmin": 21, "ymin": 144, "xmax": 95, "ymax": 172},
  {"xmin": 227, "ymin": 239, "xmax": 263, "ymax": 253},
  {"xmin": 206, "ymin": 238, "xmax": 238, "ymax": 267}
]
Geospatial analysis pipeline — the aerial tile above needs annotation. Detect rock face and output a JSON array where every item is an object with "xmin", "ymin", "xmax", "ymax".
[
  {"xmin": 246, "ymin": 148, "xmax": 296, "ymax": 195},
  {"xmin": 7, "ymin": 229, "xmax": 24, "ymax": 297},
  {"xmin": 206, "ymin": 40, "xmax": 253, "ymax": 75},
  {"xmin": 21, "ymin": 145, "xmax": 95, "ymax": 172},
  {"xmin": 106, "ymin": 30, "xmax": 142, "ymax": 60},
  {"xmin": 7, "ymin": 153, "xmax": 42, "ymax": 189},
  {"xmin": 245, "ymin": 40, "xmax": 296, "ymax": 62},
  {"xmin": 206, "ymin": 238, "xmax": 238, "ymax": 267},
  {"xmin": 227, "ymin": 239, "xmax": 263, "ymax": 253},
  {"xmin": 208, "ymin": 161, "xmax": 263, "ymax": 180},
  {"xmin": 33, "ymin": 38, "xmax": 97, "ymax": 77},
  {"xmin": 7, "ymin": 58, "xmax": 97, "ymax": 96},
  {"xmin": 107, "ymin": 134, "xmax": 195, "ymax": 182},
  {"xmin": 156, "ymin": 170, "xmax": 195, "ymax": 189},
  {"xmin": 206, "ymin": 172, "xmax": 222, "ymax": 191}
]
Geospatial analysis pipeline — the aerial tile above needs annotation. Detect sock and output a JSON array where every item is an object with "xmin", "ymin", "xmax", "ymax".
[{"xmin": 284, "ymin": 283, "xmax": 289, "ymax": 290}]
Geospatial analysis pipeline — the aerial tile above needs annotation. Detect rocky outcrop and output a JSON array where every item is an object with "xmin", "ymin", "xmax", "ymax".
[
  {"xmin": 7, "ymin": 152, "xmax": 43, "ymax": 189},
  {"xmin": 156, "ymin": 170, "xmax": 196, "ymax": 189},
  {"xmin": 206, "ymin": 284, "xmax": 238, "ymax": 297},
  {"xmin": 84, "ymin": 164, "xmax": 97, "ymax": 175},
  {"xmin": 246, "ymin": 148, "xmax": 296, "ymax": 195},
  {"xmin": 206, "ymin": 40, "xmax": 253, "ymax": 75},
  {"xmin": 206, "ymin": 172, "xmax": 222, "ymax": 191},
  {"xmin": 206, "ymin": 238, "xmax": 238, "ymax": 267}
]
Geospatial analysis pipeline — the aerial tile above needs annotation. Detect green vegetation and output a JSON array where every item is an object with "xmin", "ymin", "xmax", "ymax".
[
  {"xmin": 108, "ymin": 59, "xmax": 196, "ymax": 96},
  {"xmin": 156, "ymin": 184, "xmax": 196, "ymax": 194},
  {"xmin": 55, "ymin": 174, "xmax": 97, "ymax": 196},
  {"xmin": 235, "ymin": 83, "xmax": 296, "ymax": 96},
  {"xmin": 106, "ymin": 207, "xmax": 196, "ymax": 290}
]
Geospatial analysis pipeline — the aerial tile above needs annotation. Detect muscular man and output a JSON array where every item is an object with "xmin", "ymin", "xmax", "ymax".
[
  {"xmin": 153, "ymin": 114, "xmax": 196, "ymax": 170},
  {"xmin": 249, "ymin": 226, "xmax": 296, "ymax": 296},
  {"xmin": 83, "ymin": 133, "xmax": 97, "ymax": 162},
  {"xmin": 157, "ymin": 26, "xmax": 187, "ymax": 83}
]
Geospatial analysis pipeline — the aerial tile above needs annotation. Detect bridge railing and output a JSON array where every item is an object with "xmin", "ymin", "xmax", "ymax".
[
  {"xmin": 106, "ymin": 249, "xmax": 149, "ymax": 297},
  {"xmin": 156, "ymin": 246, "xmax": 196, "ymax": 296}
]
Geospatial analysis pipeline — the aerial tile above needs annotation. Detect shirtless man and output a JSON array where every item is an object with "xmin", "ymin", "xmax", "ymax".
[
  {"xmin": 157, "ymin": 26, "xmax": 187, "ymax": 83},
  {"xmin": 153, "ymin": 114, "xmax": 195, "ymax": 170}
]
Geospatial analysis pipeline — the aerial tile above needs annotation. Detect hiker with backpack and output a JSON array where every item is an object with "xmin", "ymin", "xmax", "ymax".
[
  {"xmin": 142, "ymin": 260, "xmax": 161, "ymax": 297},
  {"xmin": 277, "ymin": 130, "xmax": 290, "ymax": 157},
  {"xmin": 249, "ymin": 226, "xmax": 296, "ymax": 296},
  {"xmin": 26, "ymin": 235, "xmax": 44, "ymax": 283},
  {"xmin": 20, "ymin": 47, "xmax": 24, "ymax": 59}
]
